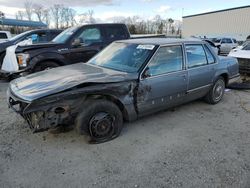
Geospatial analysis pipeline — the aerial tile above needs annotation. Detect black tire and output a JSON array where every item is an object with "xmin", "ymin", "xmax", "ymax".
[
  {"xmin": 205, "ymin": 76, "xmax": 225, "ymax": 104},
  {"xmin": 76, "ymin": 99, "xmax": 123, "ymax": 144},
  {"xmin": 33, "ymin": 61, "xmax": 60, "ymax": 72}
]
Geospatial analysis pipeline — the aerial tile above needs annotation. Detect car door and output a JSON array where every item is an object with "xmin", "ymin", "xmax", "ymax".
[
  {"xmin": 137, "ymin": 45, "xmax": 188, "ymax": 116},
  {"xmin": 185, "ymin": 44, "xmax": 216, "ymax": 100},
  {"xmin": 67, "ymin": 26, "xmax": 105, "ymax": 64}
]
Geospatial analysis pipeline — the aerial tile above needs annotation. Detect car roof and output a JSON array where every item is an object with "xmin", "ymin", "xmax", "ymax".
[{"xmin": 117, "ymin": 38, "xmax": 205, "ymax": 45}]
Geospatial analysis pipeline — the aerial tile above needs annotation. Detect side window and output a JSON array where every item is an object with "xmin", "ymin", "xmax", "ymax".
[
  {"xmin": 147, "ymin": 46, "xmax": 183, "ymax": 76},
  {"xmin": 105, "ymin": 26, "xmax": 128, "ymax": 40},
  {"xmin": 221, "ymin": 38, "xmax": 227, "ymax": 44},
  {"xmin": 204, "ymin": 45, "xmax": 215, "ymax": 64},
  {"xmin": 76, "ymin": 27, "xmax": 102, "ymax": 45},
  {"xmin": 226, "ymin": 38, "xmax": 233, "ymax": 43},
  {"xmin": 0, "ymin": 33, "xmax": 8, "ymax": 39},
  {"xmin": 186, "ymin": 44, "xmax": 207, "ymax": 68},
  {"xmin": 35, "ymin": 32, "xmax": 47, "ymax": 43}
]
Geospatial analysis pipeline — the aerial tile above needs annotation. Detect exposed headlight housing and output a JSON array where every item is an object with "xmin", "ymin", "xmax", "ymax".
[{"xmin": 17, "ymin": 53, "xmax": 30, "ymax": 67}]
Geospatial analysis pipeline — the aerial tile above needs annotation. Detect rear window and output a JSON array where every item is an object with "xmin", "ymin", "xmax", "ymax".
[
  {"xmin": 105, "ymin": 26, "xmax": 128, "ymax": 40},
  {"xmin": 0, "ymin": 33, "xmax": 8, "ymax": 39}
]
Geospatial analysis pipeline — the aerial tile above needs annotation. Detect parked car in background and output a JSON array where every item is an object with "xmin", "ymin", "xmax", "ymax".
[
  {"xmin": 228, "ymin": 41, "xmax": 250, "ymax": 74},
  {"xmin": 214, "ymin": 37, "xmax": 238, "ymax": 54},
  {"xmin": 0, "ymin": 29, "xmax": 63, "ymax": 69},
  {"xmin": 0, "ymin": 31, "xmax": 12, "ymax": 42},
  {"xmin": 7, "ymin": 38, "xmax": 240, "ymax": 143}
]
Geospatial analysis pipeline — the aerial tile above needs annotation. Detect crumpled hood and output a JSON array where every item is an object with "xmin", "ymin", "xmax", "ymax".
[{"xmin": 10, "ymin": 63, "xmax": 137, "ymax": 101}]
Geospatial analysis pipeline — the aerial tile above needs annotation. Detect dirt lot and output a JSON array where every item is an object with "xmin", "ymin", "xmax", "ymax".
[{"xmin": 0, "ymin": 80, "xmax": 250, "ymax": 188}]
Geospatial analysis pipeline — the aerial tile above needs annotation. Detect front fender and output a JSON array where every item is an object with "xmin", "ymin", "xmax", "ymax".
[{"xmin": 28, "ymin": 52, "xmax": 68, "ymax": 70}]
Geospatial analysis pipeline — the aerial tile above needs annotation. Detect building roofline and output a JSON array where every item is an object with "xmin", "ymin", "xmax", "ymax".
[{"xmin": 183, "ymin": 5, "xmax": 250, "ymax": 18}]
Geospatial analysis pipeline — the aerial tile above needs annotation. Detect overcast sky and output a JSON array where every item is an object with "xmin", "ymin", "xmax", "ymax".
[{"xmin": 0, "ymin": 0, "xmax": 249, "ymax": 20}]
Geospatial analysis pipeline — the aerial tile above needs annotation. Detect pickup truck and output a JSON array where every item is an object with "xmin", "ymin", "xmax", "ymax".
[
  {"xmin": 2, "ymin": 23, "xmax": 164, "ymax": 77},
  {"xmin": 1, "ymin": 24, "xmax": 130, "ymax": 76},
  {"xmin": 0, "ymin": 29, "xmax": 62, "ymax": 71},
  {"xmin": 7, "ymin": 38, "xmax": 240, "ymax": 143}
]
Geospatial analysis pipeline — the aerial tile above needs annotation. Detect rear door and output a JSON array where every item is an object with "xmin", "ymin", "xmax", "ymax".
[
  {"xmin": 137, "ymin": 44, "xmax": 188, "ymax": 116},
  {"xmin": 185, "ymin": 44, "xmax": 216, "ymax": 98}
]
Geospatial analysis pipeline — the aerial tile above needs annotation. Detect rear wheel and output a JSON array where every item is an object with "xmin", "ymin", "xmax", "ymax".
[
  {"xmin": 33, "ymin": 61, "xmax": 60, "ymax": 72},
  {"xmin": 76, "ymin": 99, "xmax": 123, "ymax": 144},
  {"xmin": 205, "ymin": 77, "xmax": 225, "ymax": 104}
]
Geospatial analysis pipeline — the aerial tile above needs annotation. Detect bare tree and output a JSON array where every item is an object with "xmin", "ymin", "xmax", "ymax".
[
  {"xmin": 79, "ymin": 10, "xmax": 96, "ymax": 24},
  {"xmin": 16, "ymin": 11, "xmax": 25, "ymax": 20},
  {"xmin": 24, "ymin": 1, "xmax": 33, "ymax": 21},
  {"xmin": 33, "ymin": 3, "xmax": 43, "ymax": 22},
  {"xmin": 51, "ymin": 4, "xmax": 63, "ymax": 29},
  {"xmin": 42, "ymin": 9, "xmax": 51, "ymax": 27}
]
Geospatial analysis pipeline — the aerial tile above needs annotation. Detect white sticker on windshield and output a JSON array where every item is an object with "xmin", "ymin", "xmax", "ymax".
[{"xmin": 137, "ymin": 44, "xmax": 155, "ymax": 50}]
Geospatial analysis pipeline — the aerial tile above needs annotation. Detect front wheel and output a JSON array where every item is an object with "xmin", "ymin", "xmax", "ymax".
[
  {"xmin": 76, "ymin": 99, "xmax": 123, "ymax": 144},
  {"xmin": 205, "ymin": 77, "xmax": 225, "ymax": 104}
]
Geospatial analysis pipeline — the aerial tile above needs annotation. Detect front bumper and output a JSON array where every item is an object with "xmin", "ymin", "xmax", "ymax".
[{"xmin": 7, "ymin": 88, "xmax": 75, "ymax": 132}]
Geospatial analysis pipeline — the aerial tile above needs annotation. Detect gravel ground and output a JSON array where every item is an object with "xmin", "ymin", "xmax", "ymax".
[{"xmin": 0, "ymin": 80, "xmax": 250, "ymax": 188}]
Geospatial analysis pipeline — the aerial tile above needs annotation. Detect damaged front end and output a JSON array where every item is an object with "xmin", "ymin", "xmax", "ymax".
[{"xmin": 7, "ymin": 88, "xmax": 85, "ymax": 132}]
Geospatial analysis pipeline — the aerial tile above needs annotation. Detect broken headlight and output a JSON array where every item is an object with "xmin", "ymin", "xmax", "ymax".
[{"xmin": 17, "ymin": 53, "xmax": 30, "ymax": 68}]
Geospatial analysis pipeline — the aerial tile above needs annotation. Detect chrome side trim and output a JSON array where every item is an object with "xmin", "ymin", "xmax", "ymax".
[{"xmin": 187, "ymin": 84, "xmax": 212, "ymax": 93}]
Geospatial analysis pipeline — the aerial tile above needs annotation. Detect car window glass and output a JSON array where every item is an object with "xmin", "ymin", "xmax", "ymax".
[
  {"xmin": 32, "ymin": 33, "xmax": 47, "ymax": 43},
  {"xmin": 226, "ymin": 38, "xmax": 233, "ymax": 43},
  {"xmin": 215, "ymin": 39, "xmax": 221, "ymax": 43},
  {"xmin": 186, "ymin": 44, "xmax": 207, "ymax": 68},
  {"xmin": 105, "ymin": 26, "xmax": 127, "ymax": 40},
  {"xmin": 147, "ymin": 46, "xmax": 183, "ymax": 76},
  {"xmin": 0, "ymin": 33, "xmax": 8, "ymax": 39},
  {"xmin": 77, "ymin": 27, "xmax": 102, "ymax": 45},
  {"xmin": 204, "ymin": 45, "xmax": 215, "ymax": 64},
  {"xmin": 221, "ymin": 38, "xmax": 227, "ymax": 44}
]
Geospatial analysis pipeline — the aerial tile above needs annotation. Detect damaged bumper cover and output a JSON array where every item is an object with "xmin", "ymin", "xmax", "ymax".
[{"xmin": 7, "ymin": 88, "xmax": 81, "ymax": 132}]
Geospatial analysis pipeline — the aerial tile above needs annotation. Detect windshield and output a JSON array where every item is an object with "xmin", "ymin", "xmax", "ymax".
[
  {"xmin": 9, "ymin": 30, "xmax": 31, "ymax": 42},
  {"xmin": 52, "ymin": 27, "xmax": 78, "ymax": 43},
  {"xmin": 89, "ymin": 42, "xmax": 156, "ymax": 73}
]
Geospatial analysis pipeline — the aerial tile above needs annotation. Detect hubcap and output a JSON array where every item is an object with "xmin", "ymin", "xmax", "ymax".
[
  {"xmin": 213, "ymin": 80, "xmax": 225, "ymax": 101},
  {"xmin": 89, "ymin": 112, "xmax": 115, "ymax": 139}
]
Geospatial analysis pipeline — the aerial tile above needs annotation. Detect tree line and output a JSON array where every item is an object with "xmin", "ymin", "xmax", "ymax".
[{"xmin": 1, "ymin": 2, "xmax": 182, "ymax": 36}]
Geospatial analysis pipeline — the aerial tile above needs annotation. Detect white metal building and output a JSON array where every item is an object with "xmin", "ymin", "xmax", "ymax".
[{"xmin": 182, "ymin": 6, "xmax": 250, "ymax": 41}]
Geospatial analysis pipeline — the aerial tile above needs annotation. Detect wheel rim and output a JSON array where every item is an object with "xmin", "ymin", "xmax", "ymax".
[
  {"xmin": 213, "ymin": 79, "xmax": 225, "ymax": 102},
  {"xmin": 89, "ymin": 112, "xmax": 115, "ymax": 140}
]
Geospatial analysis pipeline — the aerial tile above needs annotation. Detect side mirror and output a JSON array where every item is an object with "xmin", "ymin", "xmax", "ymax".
[
  {"xmin": 142, "ymin": 67, "xmax": 151, "ymax": 79},
  {"xmin": 72, "ymin": 38, "xmax": 83, "ymax": 47}
]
